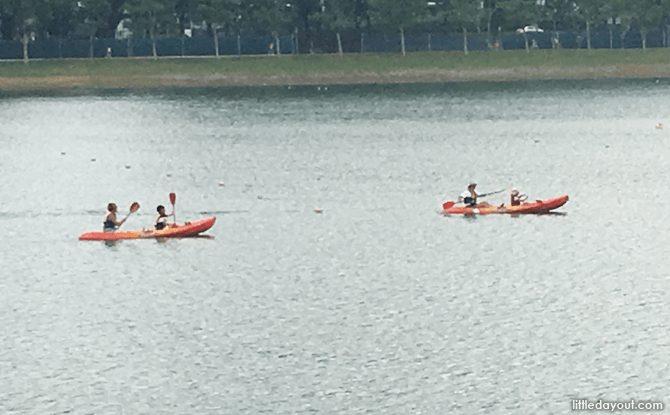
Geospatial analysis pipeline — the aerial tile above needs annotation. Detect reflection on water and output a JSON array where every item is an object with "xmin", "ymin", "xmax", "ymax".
[{"xmin": 1, "ymin": 79, "xmax": 670, "ymax": 414}]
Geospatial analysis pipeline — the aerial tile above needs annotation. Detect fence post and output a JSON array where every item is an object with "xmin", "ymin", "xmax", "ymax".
[
  {"xmin": 463, "ymin": 27, "xmax": 468, "ymax": 55},
  {"xmin": 214, "ymin": 27, "xmax": 220, "ymax": 57},
  {"xmin": 337, "ymin": 32, "xmax": 343, "ymax": 56},
  {"xmin": 295, "ymin": 27, "xmax": 299, "ymax": 53},
  {"xmin": 400, "ymin": 28, "xmax": 406, "ymax": 56}
]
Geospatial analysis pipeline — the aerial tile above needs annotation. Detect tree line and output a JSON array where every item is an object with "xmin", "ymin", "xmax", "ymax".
[{"xmin": 2, "ymin": 0, "xmax": 670, "ymax": 55}]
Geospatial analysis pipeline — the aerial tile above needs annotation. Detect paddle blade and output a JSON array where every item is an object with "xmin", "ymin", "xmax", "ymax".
[
  {"xmin": 442, "ymin": 201, "xmax": 455, "ymax": 210},
  {"xmin": 129, "ymin": 202, "xmax": 140, "ymax": 213},
  {"xmin": 169, "ymin": 192, "xmax": 176, "ymax": 205}
]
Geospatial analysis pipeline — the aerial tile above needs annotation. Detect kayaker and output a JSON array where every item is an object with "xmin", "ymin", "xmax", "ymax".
[
  {"xmin": 510, "ymin": 188, "xmax": 528, "ymax": 206},
  {"xmin": 154, "ymin": 205, "xmax": 174, "ymax": 230},
  {"xmin": 103, "ymin": 203, "xmax": 126, "ymax": 232},
  {"xmin": 458, "ymin": 183, "xmax": 479, "ymax": 207},
  {"xmin": 458, "ymin": 183, "xmax": 503, "ymax": 207}
]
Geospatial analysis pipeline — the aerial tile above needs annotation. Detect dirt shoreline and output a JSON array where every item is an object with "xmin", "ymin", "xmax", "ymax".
[{"xmin": 2, "ymin": 64, "xmax": 670, "ymax": 90}]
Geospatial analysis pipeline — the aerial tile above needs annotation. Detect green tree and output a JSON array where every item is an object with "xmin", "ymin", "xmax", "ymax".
[
  {"xmin": 573, "ymin": 0, "xmax": 608, "ymax": 50},
  {"xmin": 447, "ymin": 0, "xmax": 497, "ymax": 53},
  {"xmin": 195, "ymin": 0, "xmax": 241, "ymax": 56},
  {"xmin": 2, "ymin": 0, "xmax": 50, "ymax": 62},
  {"xmin": 102, "ymin": 0, "xmax": 128, "ymax": 38},
  {"xmin": 496, "ymin": 0, "xmax": 536, "ymax": 31},
  {"xmin": 610, "ymin": 0, "xmax": 635, "ymax": 49},
  {"xmin": 125, "ymin": 0, "xmax": 178, "ymax": 57},
  {"xmin": 628, "ymin": 0, "xmax": 665, "ymax": 50},
  {"xmin": 76, "ymin": 0, "xmax": 110, "ymax": 57},
  {"xmin": 496, "ymin": 0, "xmax": 538, "ymax": 51},
  {"xmin": 319, "ymin": 0, "xmax": 358, "ymax": 54},
  {"xmin": 368, "ymin": 0, "xmax": 427, "ymax": 55},
  {"xmin": 45, "ymin": 0, "xmax": 78, "ymax": 38}
]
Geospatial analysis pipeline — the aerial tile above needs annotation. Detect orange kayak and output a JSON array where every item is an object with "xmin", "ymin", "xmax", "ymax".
[
  {"xmin": 79, "ymin": 217, "xmax": 216, "ymax": 241},
  {"xmin": 443, "ymin": 196, "xmax": 568, "ymax": 215}
]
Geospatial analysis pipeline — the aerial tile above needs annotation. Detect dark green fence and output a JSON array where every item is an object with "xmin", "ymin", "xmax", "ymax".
[{"xmin": 0, "ymin": 29, "xmax": 665, "ymax": 60}]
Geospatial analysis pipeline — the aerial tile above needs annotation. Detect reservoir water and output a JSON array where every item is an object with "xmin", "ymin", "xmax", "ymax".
[{"xmin": 1, "ymin": 79, "xmax": 669, "ymax": 414}]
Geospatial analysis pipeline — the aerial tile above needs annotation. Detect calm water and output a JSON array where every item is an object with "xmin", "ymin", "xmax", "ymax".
[{"xmin": 1, "ymin": 80, "xmax": 669, "ymax": 414}]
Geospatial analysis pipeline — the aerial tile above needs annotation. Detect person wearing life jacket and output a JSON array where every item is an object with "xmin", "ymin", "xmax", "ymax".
[
  {"xmin": 103, "ymin": 203, "xmax": 126, "ymax": 232},
  {"xmin": 510, "ymin": 187, "xmax": 528, "ymax": 206},
  {"xmin": 154, "ymin": 205, "xmax": 174, "ymax": 230},
  {"xmin": 458, "ymin": 183, "xmax": 480, "ymax": 207}
]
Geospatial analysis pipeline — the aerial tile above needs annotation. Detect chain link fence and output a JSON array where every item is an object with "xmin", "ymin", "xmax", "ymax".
[{"xmin": 0, "ymin": 29, "xmax": 666, "ymax": 60}]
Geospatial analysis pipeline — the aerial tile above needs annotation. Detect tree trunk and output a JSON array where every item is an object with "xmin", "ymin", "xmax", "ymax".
[
  {"xmin": 523, "ymin": 32, "xmax": 529, "ymax": 52},
  {"xmin": 361, "ymin": 32, "xmax": 365, "ymax": 53},
  {"xmin": 151, "ymin": 29, "xmax": 157, "ymax": 57},
  {"xmin": 586, "ymin": 21, "xmax": 591, "ymax": 50},
  {"xmin": 181, "ymin": 35, "xmax": 185, "ymax": 57},
  {"xmin": 642, "ymin": 30, "xmax": 647, "ymax": 50},
  {"xmin": 89, "ymin": 35, "xmax": 94, "ymax": 58},
  {"xmin": 498, "ymin": 26, "xmax": 504, "ymax": 50},
  {"xmin": 127, "ymin": 37, "xmax": 132, "ymax": 57},
  {"xmin": 275, "ymin": 36, "xmax": 281, "ymax": 56},
  {"xmin": 237, "ymin": 34, "xmax": 241, "ymax": 56},
  {"xmin": 214, "ymin": 26, "xmax": 219, "ymax": 57},
  {"xmin": 609, "ymin": 30, "xmax": 613, "ymax": 49},
  {"xmin": 463, "ymin": 27, "xmax": 468, "ymax": 55},
  {"xmin": 487, "ymin": 19, "xmax": 492, "ymax": 44},
  {"xmin": 295, "ymin": 27, "xmax": 299, "ymax": 54},
  {"xmin": 336, "ymin": 32, "xmax": 343, "ymax": 56},
  {"xmin": 400, "ymin": 28, "xmax": 406, "ymax": 56},
  {"xmin": 21, "ymin": 33, "xmax": 29, "ymax": 63},
  {"xmin": 428, "ymin": 33, "xmax": 431, "ymax": 51},
  {"xmin": 620, "ymin": 31, "xmax": 626, "ymax": 49}
]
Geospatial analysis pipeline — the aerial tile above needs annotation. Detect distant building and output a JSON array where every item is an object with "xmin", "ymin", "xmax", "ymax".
[{"xmin": 115, "ymin": 17, "xmax": 132, "ymax": 39}]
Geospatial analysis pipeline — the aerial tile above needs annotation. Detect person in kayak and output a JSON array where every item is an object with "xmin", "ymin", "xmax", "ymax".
[
  {"xmin": 103, "ymin": 203, "xmax": 126, "ymax": 232},
  {"xmin": 154, "ymin": 205, "xmax": 174, "ymax": 230},
  {"xmin": 510, "ymin": 188, "xmax": 528, "ymax": 206},
  {"xmin": 458, "ymin": 182, "xmax": 495, "ymax": 207},
  {"xmin": 458, "ymin": 183, "xmax": 479, "ymax": 207}
]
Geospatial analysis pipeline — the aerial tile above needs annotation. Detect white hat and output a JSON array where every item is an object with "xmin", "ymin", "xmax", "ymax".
[{"xmin": 510, "ymin": 187, "xmax": 519, "ymax": 194}]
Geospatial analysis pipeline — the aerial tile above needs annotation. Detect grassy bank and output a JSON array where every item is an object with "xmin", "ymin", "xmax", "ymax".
[{"xmin": 2, "ymin": 48, "xmax": 670, "ymax": 90}]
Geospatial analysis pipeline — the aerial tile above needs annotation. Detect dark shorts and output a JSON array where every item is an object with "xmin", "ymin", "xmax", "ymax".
[{"xmin": 464, "ymin": 197, "xmax": 475, "ymax": 207}]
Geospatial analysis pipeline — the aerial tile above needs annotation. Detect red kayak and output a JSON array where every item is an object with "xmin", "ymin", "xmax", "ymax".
[
  {"xmin": 442, "ymin": 195, "xmax": 568, "ymax": 215},
  {"xmin": 79, "ymin": 217, "xmax": 216, "ymax": 241}
]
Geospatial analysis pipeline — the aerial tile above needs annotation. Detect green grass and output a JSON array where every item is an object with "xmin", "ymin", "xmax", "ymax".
[{"xmin": 2, "ymin": 48, "xmax": 670, "ymax": 79}]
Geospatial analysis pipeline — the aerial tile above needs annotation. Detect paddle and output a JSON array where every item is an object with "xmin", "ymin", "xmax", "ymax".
[
  {"xmin": 442, "ymin": 189, "xmax": 506, "ymax": 210},
  {"xmin": 479, "ymin": 188, "xmax": 506, "ymax": 198},
  {"xmin": 442, "ymin": 201, "xmax": 457, "ymax": 210},
  {"xmin": 169, "ymin": 192, "xmax": 176, "ymax": 225},
  {"xmin": 123, "ymin": 201, "xmax": 140, "ymax": 221}
]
